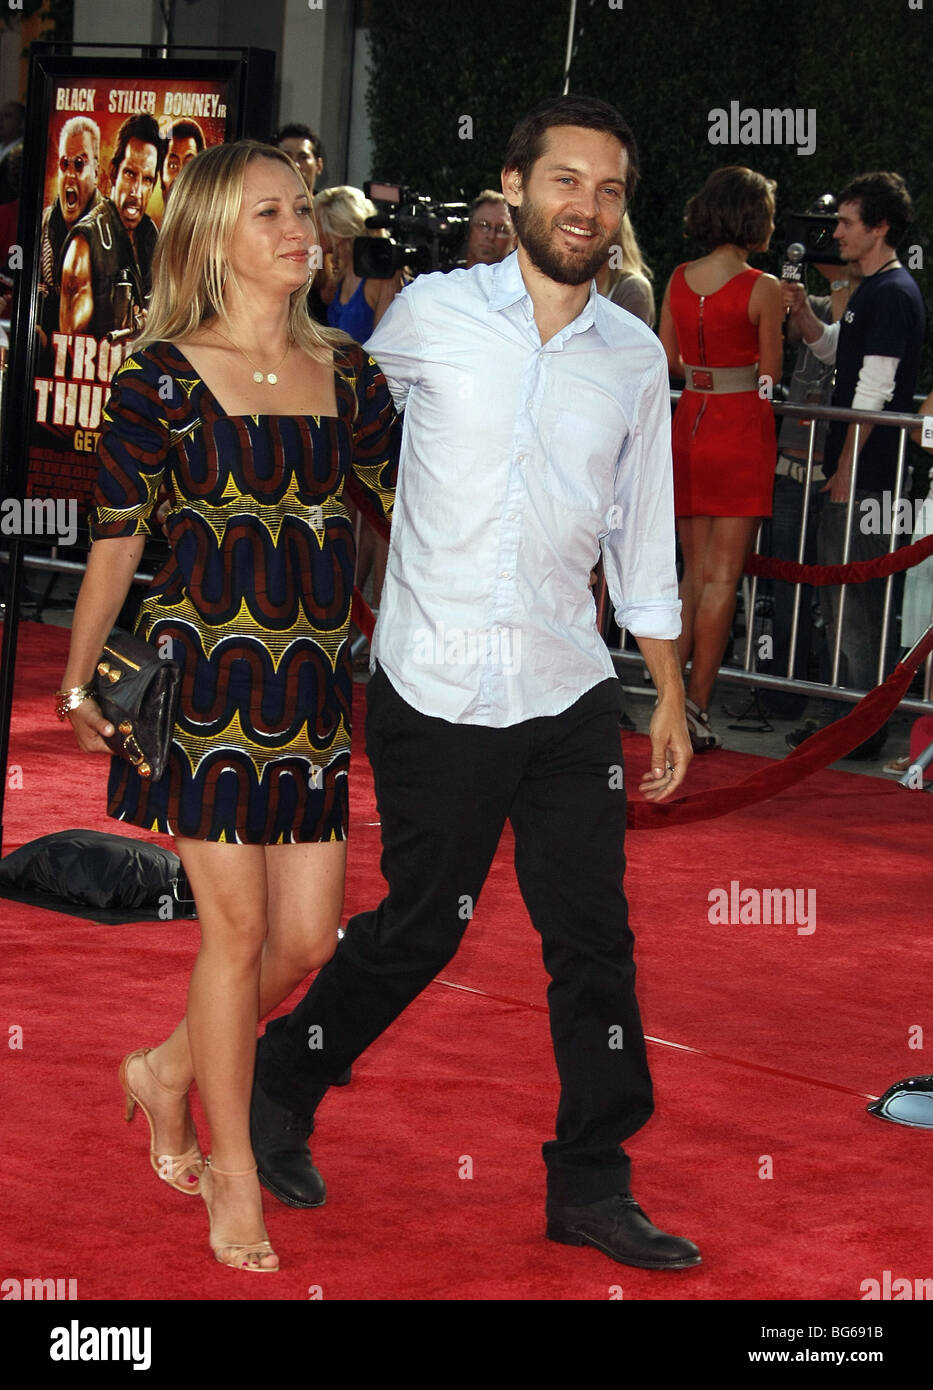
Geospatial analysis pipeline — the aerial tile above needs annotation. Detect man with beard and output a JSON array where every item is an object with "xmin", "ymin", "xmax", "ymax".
[
  {"xmin": 59, "ymin": 113, "xmax": 161, "ymax": 338},
  {"xmin": 251, "ymin": 96, "xmax": 700, "ymax": 1271},
  {"xmin": 38, "ymin": 116, "xmax": 102, "ymax": 339}
]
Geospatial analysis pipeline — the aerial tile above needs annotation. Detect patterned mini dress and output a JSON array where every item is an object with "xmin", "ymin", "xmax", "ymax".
[{"xmin": 89, "ymin": 339, "xmax": 398, "ymax": 844}]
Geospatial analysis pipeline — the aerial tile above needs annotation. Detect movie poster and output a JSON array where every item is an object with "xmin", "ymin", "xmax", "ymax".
[{"xmin": 28, "ymin": 74, "xmax": 235, "ymax": 521}]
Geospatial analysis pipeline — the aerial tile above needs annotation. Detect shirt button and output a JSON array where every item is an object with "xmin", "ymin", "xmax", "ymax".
[
  {"xmin": 501, "ymin": 570, "xmax": 512, "ymax": 580},
  {"xmin": 506, "ymin": 512, "xmax": 517, "ymax": 521}
]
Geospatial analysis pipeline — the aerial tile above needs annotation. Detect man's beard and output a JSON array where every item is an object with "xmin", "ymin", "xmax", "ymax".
[{"xmin": 510, "ymin": 197, "xmax": 608, "ymax": 285}]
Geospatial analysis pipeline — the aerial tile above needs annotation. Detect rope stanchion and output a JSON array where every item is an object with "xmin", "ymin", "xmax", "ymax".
[
  {"xmin": 627, "ymin": 625, "xmax": 933, "ymax": 830},
  {"xmin": 745, "ymin": 531, "xmax": 933, "ymax": 586}
]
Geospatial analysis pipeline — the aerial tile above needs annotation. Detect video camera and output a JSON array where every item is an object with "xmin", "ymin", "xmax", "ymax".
[
  {"xmin": 781, "ymin": 195, "xmax": 846, "ymax": 283},
  {"xmin": 353, "ymin": 181, "xmax": 469, "ymax": 279}
]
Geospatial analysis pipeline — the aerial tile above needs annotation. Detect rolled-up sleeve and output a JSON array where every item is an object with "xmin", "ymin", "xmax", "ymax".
[{"xmin": 601, "ymin": 354, "xmax": 682, "ymax": 640}]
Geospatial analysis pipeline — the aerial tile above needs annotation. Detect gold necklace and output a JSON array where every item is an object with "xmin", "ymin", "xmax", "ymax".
[{"xmin": 206, "ymin": 325, "xmax": 292, "ymax": 384}]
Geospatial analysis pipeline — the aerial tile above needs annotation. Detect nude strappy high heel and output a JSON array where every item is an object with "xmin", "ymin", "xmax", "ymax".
[
  {"xmin": 201, "ymin": 1160, "xmax": 279, "ymax": 1272},
  {"xmin": 119, "ymin": 1048, "xmax": 204, "ymax": 1195}
]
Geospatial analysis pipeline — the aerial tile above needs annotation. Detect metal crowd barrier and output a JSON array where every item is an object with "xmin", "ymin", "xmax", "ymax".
[
  {"xmin": 3, "ymin": 396, "xmax": 932, "ymax": 716},
  {"xmin": 606, "ymin": 397, "xmax": 933, "ymax": 717}
]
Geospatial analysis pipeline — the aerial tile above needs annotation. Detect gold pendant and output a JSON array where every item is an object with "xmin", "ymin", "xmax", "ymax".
[
  {"xmin": 253, "ymin": 370, "xmax": 264, "ymax": 383},
  {"xmin": 266, "ymin": 373, "xmax": 278, "ymax": 384}
]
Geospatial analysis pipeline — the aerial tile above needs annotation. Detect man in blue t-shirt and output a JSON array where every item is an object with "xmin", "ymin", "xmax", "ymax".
[{"xmin": 782, "ymin": 172, "xmax": 926, "ymax": 757}]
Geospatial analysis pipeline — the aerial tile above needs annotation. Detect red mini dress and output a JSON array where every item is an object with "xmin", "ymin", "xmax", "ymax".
[{"xmin": 669, "ymin": 263, "xmax": 775, "ymax": 518}]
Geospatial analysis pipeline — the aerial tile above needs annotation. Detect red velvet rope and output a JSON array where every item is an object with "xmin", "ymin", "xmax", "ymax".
[
  {"xmin": 627, "ymin": 626, "xmax": 933, "ymax": 829},
  {"xmin": 745, "ymin": 531, "xmax": 933, "ymax": 586}
]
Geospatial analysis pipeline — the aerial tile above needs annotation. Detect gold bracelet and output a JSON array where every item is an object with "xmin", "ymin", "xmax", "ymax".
[{"xmin": 54, "ymin": 683, "xmax": 95, "ymax": 720}]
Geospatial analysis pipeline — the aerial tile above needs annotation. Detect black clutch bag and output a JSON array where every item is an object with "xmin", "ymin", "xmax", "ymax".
[{"xmin": 92, "ymin": 630, "xmax": 181, "ymax": 781}]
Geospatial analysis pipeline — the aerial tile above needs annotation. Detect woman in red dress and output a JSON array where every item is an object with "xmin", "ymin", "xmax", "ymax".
[{"xmin": 659, "ymin": 166, "xmax": 782, "ymax": 749}]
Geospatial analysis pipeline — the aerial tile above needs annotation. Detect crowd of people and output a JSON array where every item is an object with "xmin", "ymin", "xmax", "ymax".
[{"xmin": 9, "ymin": 87, "xmax": 925, "ymax": 1274}]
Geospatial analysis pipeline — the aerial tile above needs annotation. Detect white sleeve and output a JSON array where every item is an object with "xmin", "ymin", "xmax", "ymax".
[
  {"xmin": 601, "ymin": 354, "xmax": 682, "ymax": 640},
  {"xmin": 851, "ymin": 355, "xmax": 900, "ymax": 412},
  {"xmin": 807, "ymin": 321, "xmax": 840, "ymax": 363},
  {"xmin": 363, "ymin": 286, "xmax": 423, "ymax": 412}
]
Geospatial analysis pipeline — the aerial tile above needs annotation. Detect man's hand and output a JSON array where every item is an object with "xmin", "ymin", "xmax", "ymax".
[
  {"xmin": 781, "ymin": 280, "xmax": 807, "ymax": 317},
  {"xmin": 823, "ymin": 458, "xmax": 853, "ymax": 502},
  {"xmin": 634, "ymin": 637, "xmax": 692, "ymax": 800},
  {"xmin": 781, "ymin": 281, "xmax": 832, "ymax": 349},
  {"xmin": 637, "ymin": 697, "xmax": 692, "ymax": 801}
]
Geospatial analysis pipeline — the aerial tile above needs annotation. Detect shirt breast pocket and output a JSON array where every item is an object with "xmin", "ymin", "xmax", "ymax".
[{"xmin": 539, "ymin": 408, "xmax": 621, "ymax": 514}]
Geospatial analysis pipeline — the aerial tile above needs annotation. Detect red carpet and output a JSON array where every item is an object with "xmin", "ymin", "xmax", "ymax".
[{"xmin": 2, "ymin": 621, "xmax": 932, "ymax": 1302}]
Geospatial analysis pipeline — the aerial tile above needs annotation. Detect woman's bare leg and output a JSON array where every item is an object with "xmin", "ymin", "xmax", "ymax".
[
  {"xmin": 686, "ymin": 515, "xmax": 760, "ymax": 712},
  {"xmin": 676, "ymin": 515, "xmax": 710, "ymax": 673},
  {"xmin": 129, "ymin": 841, "xmax": 346, "ymax": 1207}
]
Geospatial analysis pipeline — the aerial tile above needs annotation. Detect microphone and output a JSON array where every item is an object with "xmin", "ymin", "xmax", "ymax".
[{"xmin": 781, "ymin": 242, "xmax": 806, "ymax": 285}]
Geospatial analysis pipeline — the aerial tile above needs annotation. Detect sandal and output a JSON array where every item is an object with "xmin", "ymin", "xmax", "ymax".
[
  {"xmin": 202, "ymin": 1161, "xmax": 279, "ymax": 1272},
  {"xmin": 684, "ymin": 698, "xmax": 722, "ymax": 752},
  {"xmin": 881, "ymin": 754, "xmax": 912, "ymax": 777},
  {"xmin": 119, "ymin": 1048, "xmax": 204, "ymax": 1195}
]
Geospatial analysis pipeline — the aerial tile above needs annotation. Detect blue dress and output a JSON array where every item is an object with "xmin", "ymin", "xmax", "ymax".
[{"xmin": 327, "ymin": 279, "xmax": 376, "ymax": 343}]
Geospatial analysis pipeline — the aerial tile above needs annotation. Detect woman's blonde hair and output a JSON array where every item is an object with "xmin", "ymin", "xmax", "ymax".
[
  {"xmin": 604, "ymin": 212, "xmax": 653, "ymax": 294},
  {"xmin": 137, "ymin": 140, "xmax": 351, "ymax": 364},
  {"xmin": 312, "ymin": 185, "xmax": 383, "ymax": 245}
]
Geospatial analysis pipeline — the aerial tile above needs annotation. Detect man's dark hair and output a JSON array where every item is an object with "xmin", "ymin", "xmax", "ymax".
[
  {"xmin": 109, "ymin": 113, "xmax": 162, "ymax": 184},
  {"xmin": 501, "ymin": 95, "xmax": 639, "ymax": 199},
  {"xmin": 271, "ymin": 122, "xmax": 325, "ymax": 163},
  {"xmin": 168, "ymin": 119, "xmax": 205, "ymax": 153},
  {"xmin": 837, "ymin": 171, "xmax": 913, "ymax": 247},
  {"xmin": 684, "ymin": 165, "xmax": 776, "ymax": 251}
]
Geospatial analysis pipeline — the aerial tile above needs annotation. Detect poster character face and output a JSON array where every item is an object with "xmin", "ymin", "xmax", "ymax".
[
  {"xmin": 111, "ymin": 137, "xmax": 158, "ymax": 232},
  {"xmin": 58, "ymin": 128, "xmax": 99, "ymax": 227},
  {"xmin": 162, "ymin": 134, "xmax": 200, "ymax": 202}
]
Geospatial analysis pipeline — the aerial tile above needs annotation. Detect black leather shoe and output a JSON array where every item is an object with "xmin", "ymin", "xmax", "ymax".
[
  {"xmin": 250, "ymin": 1074, "xmax": 326, "ymax": 1209},
  {"xmin": 546, "ymin": 1193, "xmax": 701, "ymax": 1269}
]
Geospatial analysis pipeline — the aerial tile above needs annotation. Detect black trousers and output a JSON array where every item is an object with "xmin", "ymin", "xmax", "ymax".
[{"xmin": 258, "ymin": 666, "xmax": 654, "ymax": 1205}]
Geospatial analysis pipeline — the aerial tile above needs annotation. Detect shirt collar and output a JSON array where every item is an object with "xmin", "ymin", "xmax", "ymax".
[{"xmin": 487, "ymin": 249, "xmax": 602, "ymax": 341}]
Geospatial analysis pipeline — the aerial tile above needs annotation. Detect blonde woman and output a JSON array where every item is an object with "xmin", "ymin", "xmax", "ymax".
[
  {"xmin": 313, "ymin": 184, "xmax": 404, "ymax": 339},
  {"xmin": 596, "ymin": 211, "xmax": 656, "ymax": 327},
  {"xmin": 59, "ymin": 141, "xmax": 398, "ymax": 1271}
]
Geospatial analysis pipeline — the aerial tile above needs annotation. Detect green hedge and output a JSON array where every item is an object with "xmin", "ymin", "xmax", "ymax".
[{"xmin": 367, "ymin": 0, "xmax": 931, "ymax": 406}]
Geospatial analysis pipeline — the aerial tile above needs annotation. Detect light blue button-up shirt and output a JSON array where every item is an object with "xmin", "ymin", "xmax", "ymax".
[{"xmin": 365, "ymin": 250, "xmax": 681, "ymax": 727}]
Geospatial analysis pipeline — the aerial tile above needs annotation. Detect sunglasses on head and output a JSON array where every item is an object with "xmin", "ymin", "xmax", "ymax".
[{"xmin": 59, "ymin": 154, "xmax": 93, "ymax": 175}]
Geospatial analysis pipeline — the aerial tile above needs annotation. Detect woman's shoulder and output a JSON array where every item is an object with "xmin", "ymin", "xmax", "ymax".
[{"xmin": 117, "ymin": 340, "xmax": 182, "ymax": 377}]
